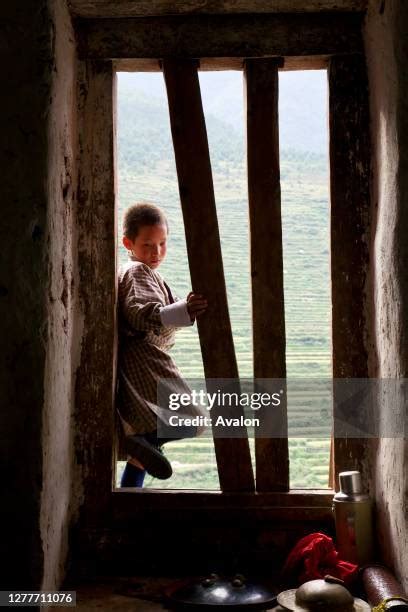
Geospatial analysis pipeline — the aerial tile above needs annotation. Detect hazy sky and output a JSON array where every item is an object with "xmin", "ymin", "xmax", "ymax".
[{"xmin": 118, "ymin": 69, "xmax": 328, "ymax": 154}]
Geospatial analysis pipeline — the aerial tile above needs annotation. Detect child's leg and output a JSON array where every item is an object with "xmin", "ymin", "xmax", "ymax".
[
  {"xmin": 128, "ymin": 455, "xmax": 145, "ymax": 469},
  {"xmin": 120, "ymin": 459, "xmax": 146, "ymax": 487},
  {"xmin": 121, "ymin": 425, "xmax": 198, "ymax": 486},
  {"xmin": 146, "ymin": 425, "xmax": 198, "ymax": 450},
  {"xmin": 124, "ymin": 433, "xmax": 172, "ymax": 479},
  {"xmin": 151, "ymin": 424, "xmax": 198, "ymax": 446}
]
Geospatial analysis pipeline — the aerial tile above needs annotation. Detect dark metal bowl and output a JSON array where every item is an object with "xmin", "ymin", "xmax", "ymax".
[{"xmin": 164, "ymin": 573, "xmax": 278, "ymax": 610}]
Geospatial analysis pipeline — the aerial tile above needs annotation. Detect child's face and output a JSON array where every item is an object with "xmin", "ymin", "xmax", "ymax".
[{"xmin": 123, "ymin": 223, "xmax": 167, "ymax": 270}]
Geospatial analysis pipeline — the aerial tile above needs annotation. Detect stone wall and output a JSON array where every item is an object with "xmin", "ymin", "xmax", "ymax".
[
  {"xmin": 0, "ymin": 0, "xmax": 81, "ymax": 590},
  {"xmin": 1, "ymin": 0, "xmax": 407, "ymax": 591},
  {"xmin": 364, "ymin": 0, "xmax": 408, "ymax": 589},
  {"xmin": 40, "ymin": 0, "xmax": 83, "ymax": 591}
]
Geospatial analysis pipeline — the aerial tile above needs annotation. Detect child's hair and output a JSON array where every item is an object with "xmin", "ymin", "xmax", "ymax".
[{"xmin": 123, "ymin": 202, "xmax": 169, "ymax": 241}]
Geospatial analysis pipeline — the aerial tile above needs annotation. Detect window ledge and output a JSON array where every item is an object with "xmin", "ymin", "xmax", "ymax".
[{"xmin": 111, "ymin": 488, "xmax": 334, "ymax": 523}]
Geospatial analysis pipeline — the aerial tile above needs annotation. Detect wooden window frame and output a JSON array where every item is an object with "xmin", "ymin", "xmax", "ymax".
[{"xmin": 74, "ymin": 13, "xmax": 370, "ymax": 529}]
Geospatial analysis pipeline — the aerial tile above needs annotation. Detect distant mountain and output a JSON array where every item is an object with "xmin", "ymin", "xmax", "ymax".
[
  {"xmin": 115, "ymin": 70, "xmax": 332, "ymax": 490},
  {"xmin": 117, "ymin": 85, "xmax": 244, "ymax": 170},
  {"xmin": 116, "ymin": 71, "xmax": 331, "ymax": 382},
  {"xmin": 118, "ymin": 70, "xmax": 328, "ymax": 154}
]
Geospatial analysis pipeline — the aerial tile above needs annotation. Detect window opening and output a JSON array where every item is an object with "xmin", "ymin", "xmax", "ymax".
[
  {"xmin": 116, "ymin": 72, "xmax": 217, "ymax": 490},
  {"xmin": 279, "ymin": 70, "xmax": 331, "ymax": 488},
  {"xmin": 115, "ymin": 68, "xmax": 331, "ymax": 491}
]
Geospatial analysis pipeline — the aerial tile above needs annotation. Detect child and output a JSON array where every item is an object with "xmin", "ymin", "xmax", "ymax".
[{"xmin": 116, "ymin": 202, "xmax": 208, "ymax": 488}]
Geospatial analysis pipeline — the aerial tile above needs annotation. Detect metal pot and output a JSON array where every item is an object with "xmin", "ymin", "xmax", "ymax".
[{"xmin": 164, "ymin": 573, "xmax": 278, "ymax": 610}]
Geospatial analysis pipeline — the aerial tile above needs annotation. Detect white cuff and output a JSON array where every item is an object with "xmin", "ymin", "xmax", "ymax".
[{"xmin": 160, "ymin": 299, "xmax": 193, "ymax": 327}]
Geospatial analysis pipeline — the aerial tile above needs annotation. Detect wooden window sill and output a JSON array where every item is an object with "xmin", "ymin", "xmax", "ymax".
[{"xmin": 111, "ymin": 489, "xmax": 334, "ymax": 523}]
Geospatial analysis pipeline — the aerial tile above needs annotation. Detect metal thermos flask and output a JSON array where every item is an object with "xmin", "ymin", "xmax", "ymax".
[{"xmin": 333, "ymin": 470, "xmax": 373, "ymax": 565}]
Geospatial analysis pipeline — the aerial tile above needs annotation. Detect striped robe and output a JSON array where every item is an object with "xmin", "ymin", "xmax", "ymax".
[{"xmin": 116, "ymin": 255, "xmax": 202, "ymax": 435}]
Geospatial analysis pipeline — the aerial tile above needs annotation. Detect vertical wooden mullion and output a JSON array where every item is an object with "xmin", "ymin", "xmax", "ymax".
[
  {"xmin": 76, "ymin": 60, "xmax": 117, "ymax": 522},
  {"xmin": 244, "ymin": 58, "xmax": 289, "ymax": 492},
  {"xmin": 162, "ymin": 58, "xmax": 255, "ymax": 492},
  {"xmin": 329, "ymin": 55, "xmax": 370, "ymax": 488}
]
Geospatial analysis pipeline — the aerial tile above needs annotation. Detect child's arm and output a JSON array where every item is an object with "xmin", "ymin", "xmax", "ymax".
[
  {"xmin": 121, "ymin": 264, "xmax": 193, "ymax": 332},
  {"xmin": 120, "ymin": 264, "xmax": 167, "ymax": 332},
  {"xmin": 160, "ymin": 293, "xmax": 208, "ymax": 326},
  {"xmin": 160, "ymin": 300, "xmax": 193, "ymax": 327},
  {"xmin": 186, "ymin": 292, "xmax": 208, "ymax": 321}
]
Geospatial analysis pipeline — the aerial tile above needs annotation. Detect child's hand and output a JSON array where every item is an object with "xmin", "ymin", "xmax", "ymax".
[{"xmin": 186, "ymin": 292, "xmax": 208, "ymax": 322}]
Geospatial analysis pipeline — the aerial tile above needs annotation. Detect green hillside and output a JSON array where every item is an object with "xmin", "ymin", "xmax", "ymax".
[{"xmin": 116, "ymin": 77, "xmax": 332, "ymax": 490}]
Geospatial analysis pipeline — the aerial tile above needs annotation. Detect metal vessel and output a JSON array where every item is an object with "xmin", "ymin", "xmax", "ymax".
[
  {"xmin": 333, "ymin": 470, "xmax": 373, "ymax": 565},
  {"xmin": 164, "ymin": 573, "xmax": 278, "ymax": 610}
]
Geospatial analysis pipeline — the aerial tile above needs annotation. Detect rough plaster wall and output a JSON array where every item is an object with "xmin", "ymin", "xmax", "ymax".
[
  {"xmin": 0, "ymin": 0, "xmax": 81, "ymax": 590},
  {"xmin": 364, "ymin": 0, "xmax": 408, "ymax": 588},
  {"xmin": 40, "ymin": 0, "xmax": 83, "ymax": 591},
  {"xmin": 0, "ymin": 0, "xmax": 54, "ymax": 589}
]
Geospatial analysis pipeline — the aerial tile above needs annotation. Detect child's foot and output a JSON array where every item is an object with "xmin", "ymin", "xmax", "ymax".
[{"xmin": 124, "ymin": 435, "xmax": 172, "ymax": 480}]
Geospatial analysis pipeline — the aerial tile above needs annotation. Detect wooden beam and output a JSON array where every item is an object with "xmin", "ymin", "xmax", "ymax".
[
  {"xmin": 76, "ymin": 492, "xmax": 334, "ymax": 574},
  {"xmin": 69, "ymin": 0, "xmax": 368, "ymax": 18},
  {"xmin": 113, "ymin": 489, "xmax": 333, "ymax": 512},
  {"xmin": 328, "ymin": 55, "xmax": 370, "ymax": 489},
  {"xmin": 76, "ymin": 60, "xmax": 117, "ymax": 524},
  {"xmin": 77, "ymin": 13, "xmax": 363, "ymax": 60},
  {"xmin": 162, "ymin": 58, "xmax": 255, "ymax": 493},
  {"xmin": 282, "ymin": 56, "xmax": 329, "ymax": 71},
  {"xmin": 114, "ymin": 56, "xmax": 329, "ymax": 72},
  {"xmin": 244, "ymin": 59, "xmax": 289, "ymax": 492},
  {"xmin": 113, "ymin": 497, "xmax": 333, "ymax": 522},
  {"xmin": 115, "ymin": 58, "xmax": 244, "ymax": 72}
]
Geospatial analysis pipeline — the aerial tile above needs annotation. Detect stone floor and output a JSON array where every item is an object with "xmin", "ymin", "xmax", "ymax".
[
  {"xmin": 49, "ymin": 576, "xmax": 284, "ymax": 611},
  {"xmin": 49, "ymin": 577, "xmax": 173, "ymax": 611}
]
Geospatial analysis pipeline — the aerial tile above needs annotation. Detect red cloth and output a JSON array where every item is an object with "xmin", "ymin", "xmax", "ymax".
[{"xmin": 282, "ymin": 532, "xmax": 358, "ymax": 586}]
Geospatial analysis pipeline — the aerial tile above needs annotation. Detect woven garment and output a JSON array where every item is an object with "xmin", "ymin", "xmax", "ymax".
[{"xmin": 116, "ymin": 256, "xmax": 201, "ymax": 435}]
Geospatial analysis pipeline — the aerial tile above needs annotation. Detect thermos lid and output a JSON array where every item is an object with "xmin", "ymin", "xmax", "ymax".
[
  {"xmin": 339, "ymin": 471, "xmax": 362, "ymax": 495},
  {"xmin": 334, "ymin": 470, "xmax": 369, "ymax": 502}
]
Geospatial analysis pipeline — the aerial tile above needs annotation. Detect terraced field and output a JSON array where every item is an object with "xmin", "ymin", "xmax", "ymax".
[{"xmin": 116, "ymin": 73, "xmax": 332, "ymax": 490}]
